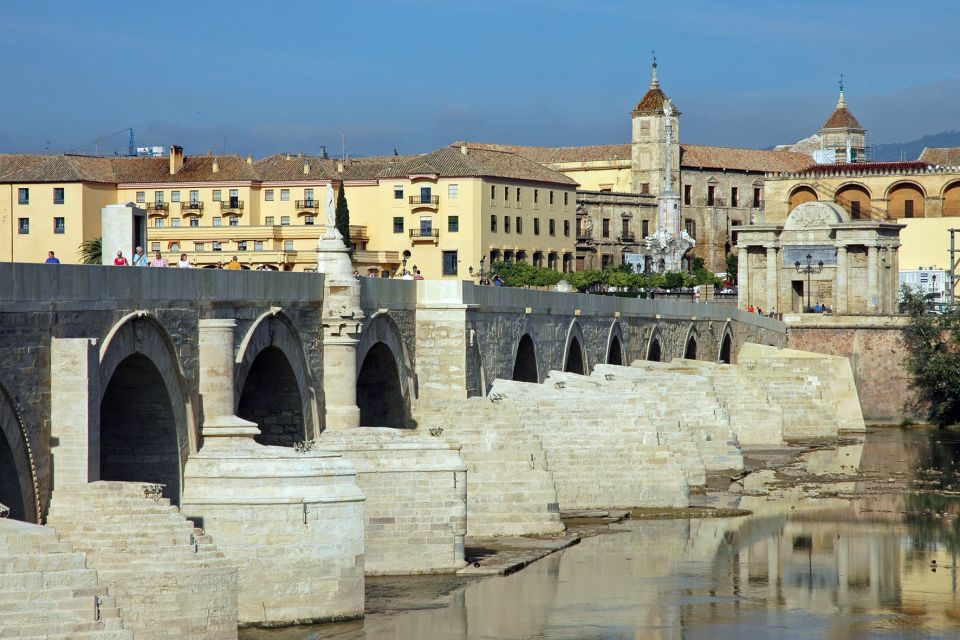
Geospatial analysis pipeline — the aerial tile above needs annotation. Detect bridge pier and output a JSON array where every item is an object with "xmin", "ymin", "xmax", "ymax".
[
  {"xmin": 50, "ymin": 338, "xmax": 100, "ymax": 492},
  {"xmin": 182, "ymin": 318, "xmax": 366, "ymax": 626},
  {"xmin": 321, "ymin": 282, "xmax": 363, "ymax": 430}
]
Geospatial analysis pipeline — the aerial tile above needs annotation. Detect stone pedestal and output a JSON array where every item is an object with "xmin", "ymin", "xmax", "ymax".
[
  {"xmin": 321, "ymin": 278, "xmax": 363, "ymax": 431},
  {"xmin": 183, "ymin": 318, "xmax": 367, "ymax": 626},
  {"xmin": 318, "ymin": 428, "xmax": 467, "ymax": 575},
  {"xmin": 50, "ymin": 337, "xmax": 100, "ymax": 490}
]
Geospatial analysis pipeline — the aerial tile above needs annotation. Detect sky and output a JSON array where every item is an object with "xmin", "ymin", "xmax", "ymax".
[{"xmin": 2, "ymin": 0, "xmax": 960, "ymax": 158}]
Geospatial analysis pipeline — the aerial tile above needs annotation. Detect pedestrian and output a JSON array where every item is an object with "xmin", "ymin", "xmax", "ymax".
[
  {"xmin": 177, "ymin": 253, "xmax": 191, "ymax": 268},
  {"xmin": 747, "ymin": 304, "xmax": 755, "ymax": 313},
  {"xmin": 149, "ymin": 250, "xmax": 169, "ymax": 268},
  {"xmin": 814, "ymin": 302, "xmax": 822, "ymax": 313},
  {"xmin": 131, "ymin": 246, "xmax": 148, "ymax": 267},
  {"xmin": 413, "ymin": 269, "xmax": 425, "ymax": 281},
  {"xmin": 757, "ymin": 307, "xmax": 763, "ymax": 315},
  {"xmin": 216, "ymin": 261, "xmax": 224, "ymax": 269},
  {"xmin": 493, "ymin": 274, "xmax": 504, "ymax": 287},
  {"xmin": 113, "ymin": 250, "xmax": 129, "ymax": 266},
  {"xmin": 226, "ymin": 256, "xmax": 242, "ymax": 270},
  {"xmin": 44, "ymin": 250, "xmax": 60, "ymax": 264}
]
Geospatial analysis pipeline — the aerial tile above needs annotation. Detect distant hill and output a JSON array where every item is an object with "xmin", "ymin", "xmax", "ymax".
[{"xmin": 872, "ymin": 131, "xmax": 960, "ymax": 161}]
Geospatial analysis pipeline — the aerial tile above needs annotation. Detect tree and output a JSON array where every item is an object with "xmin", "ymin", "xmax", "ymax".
[
  {"xmin": 901, "ymin": 285, "xmax": 960, "ymax": 426},
  {"xmin": 725, "ymin": 253, "xmax": 738, "ymax": 285},
  {"xmin": 335, "ymin": 185, "xmax": 352, "ymax": 250},
  {"xmin": 78, "ymin": 237, "xmax": 102, "ymax": 265}
]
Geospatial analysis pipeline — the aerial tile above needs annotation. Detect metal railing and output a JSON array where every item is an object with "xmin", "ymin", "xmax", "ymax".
[
  {"xmin": 296, "ymin": 199, "xmax": 319, "ymax": 209},
  {"xmin": 409, "ymin": 228, "xmax": 440, "ymax": 239},
  {"xmin": 409, "ymin": 195, "xmax": 439, "ymax": 205},
  {"xmin": 219, "ymin": 200, "xmax": 245, "ymax": 210},
  {"xmin": 146, "ymin": 202, "xmax": 168, "ymax": 212},
  {"xmin": 181, "ymin": 202, "xmax": 204, "ymax": 213},
  {"xmin": 618, "ymin": 232, "xmax": 637, "ymax": 242}
]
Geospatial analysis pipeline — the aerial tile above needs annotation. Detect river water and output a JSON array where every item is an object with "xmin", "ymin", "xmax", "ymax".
[{"xmin": 242, "ymin": 427, "xmax": 960, "ymax": 639}]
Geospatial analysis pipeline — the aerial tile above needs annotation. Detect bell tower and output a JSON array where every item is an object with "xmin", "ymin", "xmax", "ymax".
[{"xmin": 631, "ymin": 54, "xmax": 680, "ymax": 195}]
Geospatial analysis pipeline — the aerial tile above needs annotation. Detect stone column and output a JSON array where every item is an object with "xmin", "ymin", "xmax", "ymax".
[
  {"xmin": 198, "ymin": 318, "xmax": 259, "ymax": 442},
  {"xmin": 415, "ymin": 280, "xmax": 472, "ymax": 400},
  {"xmin": 891, "ymin": 246, "xmax": 900, "ymax": 312},
  {"xmin": 765, "ymin": 246, "xmax": 778, "ymax": 313},
  {"xmin": 50, "ymin": 338, "xmax": 99, "ymax": 488},
  {"xmin": 867, "ymin": 245, "xmax": 879, "ymax": 313},
  {"xmin": 835, "ymin": 246, "xmax": 848, "ymax": 314},
  {"xmin": 737, "ymin": 247, "xmax": 749, "ymax": 310},
  {"xmin": 322, "ymin": 280, "xmax": 363, "ymax": 431}
]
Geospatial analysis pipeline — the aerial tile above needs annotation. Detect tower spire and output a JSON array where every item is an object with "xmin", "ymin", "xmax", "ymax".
[
  {"xmin": 650, "ymin": 50, "xmax": 659, "ymax": 88},
  {"xmin": 838, "ymin": 73, "xmax": 846, "ymax": 107}
]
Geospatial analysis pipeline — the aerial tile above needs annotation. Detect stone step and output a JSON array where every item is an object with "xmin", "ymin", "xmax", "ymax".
[{"xmin": 0, "ymin": 568, "xmax": 100, "ymax": 592}]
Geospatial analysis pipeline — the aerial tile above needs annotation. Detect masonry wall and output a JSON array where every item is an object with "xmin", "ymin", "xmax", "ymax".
[{"xmin": 784, "ymin": 315, "xmax": 917, "ymax": 424}]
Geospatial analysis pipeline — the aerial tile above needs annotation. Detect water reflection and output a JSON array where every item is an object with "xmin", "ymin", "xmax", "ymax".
[{"xmin": 242, "ymin": 427, "xmax": 960, "ymax": 639}]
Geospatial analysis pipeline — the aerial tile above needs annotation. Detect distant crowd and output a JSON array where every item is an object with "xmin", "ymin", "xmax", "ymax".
[{"xmin": 45, "ymin": 247, "xmax": 274, "ymax": 271}]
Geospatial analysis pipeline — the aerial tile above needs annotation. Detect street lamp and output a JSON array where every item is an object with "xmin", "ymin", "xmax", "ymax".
[
  {"xmin": 794, "ymin": 253, "xmax": 823, "ymax": 312},
  {"xmin": 468, "ymin": 256, "xmax": 487, "ymax": 281}
]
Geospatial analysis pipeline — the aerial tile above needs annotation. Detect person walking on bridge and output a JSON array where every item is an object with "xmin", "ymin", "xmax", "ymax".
[{"xmin": 132, "ymin": 246, "xmax": 148, "ymax": 267}]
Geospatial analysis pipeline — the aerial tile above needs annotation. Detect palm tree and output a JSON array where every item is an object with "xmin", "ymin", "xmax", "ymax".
[{"xmin": 78, "ymin": 237, "xmax": 102, "ymax": 265}]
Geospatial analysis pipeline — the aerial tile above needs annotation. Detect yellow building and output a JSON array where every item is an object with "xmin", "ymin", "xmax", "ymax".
[{"xmin": 0, "ymin": 143, "xmax": 577, "ymax": 279}]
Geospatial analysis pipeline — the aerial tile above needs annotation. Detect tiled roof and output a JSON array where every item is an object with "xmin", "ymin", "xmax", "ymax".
[
  {"xmin": 458, "ymin": 142, "xmax": 632, "ymax": 164},
  {"xmin": 634, "ymin": 86, "xmax": 674, "ymax": 114},
  {"xmin": 255, "ymin": 154, "xmax": 340, "ymax": 181},
  {"xmin": 785, "ymin": 161, "xmax": 930, "ymax": 177},
  {"xmin": 0, "ymin": 154, "xmax": 116, "ymax": 183},
  {"xmin": 918, "ymin": 147, "xmax": 960, "ymax": 165},
  {"xmin": 822, "ymin": 105, "xmax": 862, "ymax": 130},
  {"xmin": 343, "ymin": 145, "xmax": 577, "ymax": 185},
  {"xmin": 679, "ymin": 145, "xmax": 813, "ymax": 173}
]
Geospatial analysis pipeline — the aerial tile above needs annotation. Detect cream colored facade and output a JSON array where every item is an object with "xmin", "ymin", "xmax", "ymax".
[{"xmin": 763, "ymin": 163, "xmax": 960, "ymax": 270}]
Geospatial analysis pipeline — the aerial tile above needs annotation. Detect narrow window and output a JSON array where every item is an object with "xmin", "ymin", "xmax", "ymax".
[
  {"xmin": 280, "ymin": 188, "xmax": 290, "ymax": 201},
  {"xmin": 549, "ymin": 219, "xmax": 556, "ymax": 236},
  {"xmin": 190, "ymin": 190, "xmax": 199, "ymax": 204},
  {"xmin": 18, "ymin": 188, "xmax": 29, "ymax": 205},
  {"xmin": 516, "ymin": 187, "xmax": 521, "ymax": 203},
  {"xmin": 448, "ymin": 215, "xmax": 459, "ymax": 232},
  {"xmin": 265, "ymin": 216, "xmax": 275, "ymax": 225},
  {"xmin": 136, "ymin": 191, "xmax": 145, "ymax": 203},
  {"xmin": 490, "ymin": 185, "xmax": 495, "ymax": 200},
  {"xmin": 516, "ymin": 216, "xmax": 522, "ymax": 233},
  {"xmin": 905, "ymin": 200, "xmax": 914, "ymax": 218},
  {"xmin": 304, "ymin": 188, "xmax": 314, "ymax": 203},
  {"xmin": 213, "ymin": 189, "xmax": 222, "ymax": 202},
  {"xmin": 393, "ymin": 217, "xmax": 404, "ymax": 233},
  {"xmin": 642, "ymin": 219, "xmax": 649, "ymax": 237},
  {"xmin": 265, "ymin": 189, "xmax": 275, "ymax": 201},
  {"xmin": 155, "ymin": 191, "xmax": 164, "ymax": 204},
  {"xmin": 305, "ymin": 215, "xmax": 315, "ymax": 226},
  {"xmin": 228, "ymin": 217, "xmax": 239, "ymax": 227},
  {"xmin": 685, "ymin": 218, "xmax": 697, "ymax": 238},
  {"xmin": 394, "ymin": 185, "xmax": 403, "ymax": 200},
  {"xmin": 171, "ymin": 190, "xmax": 181, "ymax": 203},
  {"xmin": 641, "ymin": 182, "xmax": 650, "ymax": 194},
  {"xmin": 491, "ymin": 215, "xmax": 497, "ymax": 232},
  {"xmin": 151, "ymin": 242, "xmax": 161, "ymax": 252},
  {"xmin": 190, "ymin": 218, "xmax": 199, "ymax": 227},
  {"xmin": 212, "ymin": 241, "xmax": 222, "ymax": 252},
  {"xmin": 213, "ymin": 217, "xmax": 222, "ymax": 227},
  {"xmin": 851, "ymin": 201, "xmax": 861, "ymax": 218},
  {"xmin": 238, "ymin": 241, "xmax": 248, "ymax": 251},
  {"xmin": 54, "ymin": 217, "xmax": 65, "ymax": 234},
  {"xmin": 171, "ymin": 218, "xmax": 181, "ymax": 227},
  {"xmin": 684, "ymin": 185, "xmax": 691, "ymax": 205},
  {"xmin": 442, "ymin": 250, "xmax": 458, "ymax": 276},
  {"xmin": 448, "ymin": 184, "xmax": 459, "ymax": 199},
  {"xmin": 18, "ymin": 218, "xmax": 29, "ymax": 234},
  {"xmin": 563, "ymin": 220, "xmax": 570, "ymax": 237},
  {"xmin": 707, "ymin": 185, "xmax": 715, "ymax": 206},
  {"xmin": 283, "ymin": 240, "xmax": 294, "ymax": 251},
  {"xmin": 753, "ymin": 187, "xmax": 761, "ymax": 208},
  {"xmin": 549, "ymin": 191, "xmax": 554, "ymax": 205},
  {"xmin": 281, "ymin": 216, "xmax": 290, "ymax": 225},
  {"xmin": 154, "ymin": 218, "xmax": 164, "ymax": 228},
  {"xmin": 602, "ymin": 218, "xmax": 610, "ymax": 238},
  {"xmin": 194, "ymin": 242, "xmax": 204, "ymax": 252},
  {"xmin": 534, "ymin": 189, "xmax": 539, "ymax": 204},
  {"xmin": 255, "ymin": 240, "xmax": 264, "ymax": 251},
  {"xmin": 534, "ymin": 218, "xmax": 540, "ymax": 235},
  {"xmin": 504, "ymin": 216, "xmax": 511, "ymax": 233},
  {"xmin": 731, "ymin": 187, "xmax": 739, "ymax": 207}
]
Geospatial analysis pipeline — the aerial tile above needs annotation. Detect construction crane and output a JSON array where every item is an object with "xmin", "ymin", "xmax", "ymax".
[{"xmin": 68, "ymin": 128, "xmax": 138, "ymax": 156}]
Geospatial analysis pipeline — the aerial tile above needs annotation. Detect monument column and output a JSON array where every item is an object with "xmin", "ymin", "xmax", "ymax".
[
  {"xmin": 890, "ymin": 245, "xmax": 900, "ymax": 313},
  {"xmin": 737, "ymin": 247, "xmax": 749, "ymax": 310},
  {"xmin": 765, "ymin": 246, "xmax": 778, "ymax": 312},
  {"xmin": 835, "ymin": 246, "xmax": 848, "ymax": 314},
  {"xmin": 198, "ymin": 318, "xmax": 259, "ymax": 442},
  {"xmin": 867, "ymin": 244, "xmax": 879, "ymax": 313}
]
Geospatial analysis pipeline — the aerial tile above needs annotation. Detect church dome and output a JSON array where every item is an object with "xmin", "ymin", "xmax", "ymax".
[
  {"xmin": 634, "ymin": 62, "xmax": 678, "ymax": 115},
  {"xmin": 821, "ymin": 91, "xmax": 862, "ymax": 130}
]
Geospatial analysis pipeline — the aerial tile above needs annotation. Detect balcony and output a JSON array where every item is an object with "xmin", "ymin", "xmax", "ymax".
[
  {"xmin": 220, "ymin": 200, "xmax": 245, "ymax": 211},
  {"xmin": 699, "ymin": 196, "xmax": 728, "ymax": 208},
  {"xmin": 146, "ymin": 202, "xmax": 169, "ymax": 217},
  {"xmin": 296, "ymin": 199, "xmax": 320, "ymax": 211},
  {"xmin": 409, "ymin": 228, "xmax": 439, "ymax": 243},
  {"xmin": 577, "ymin": 230, "xmax": 593, "ymax": 242},
  {"xmin": 409, "ymin": 195, "xmax": 439, "ymax": 209},
  {"xmin": 618, "ymin": 231, "xmax": 637, "ymax": 243},
  {"xmin": 181, "ymin": 202, "xmax": 204, "ymax": 216}
]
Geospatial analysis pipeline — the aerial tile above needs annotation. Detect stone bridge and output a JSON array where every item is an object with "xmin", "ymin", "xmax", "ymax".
[{"xmin": 0, "ymin": 263, "xmax": 785, "ymax": 524}]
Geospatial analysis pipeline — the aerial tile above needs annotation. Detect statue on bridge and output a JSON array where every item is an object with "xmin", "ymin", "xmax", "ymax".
[{"xmin": 317, "ymin": 184, "xmax": 353, "ymax": 279}]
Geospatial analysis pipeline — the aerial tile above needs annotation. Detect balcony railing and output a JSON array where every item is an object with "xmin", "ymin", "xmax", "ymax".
[
  {"xmin": 296, "ymin": 199, "xmax": 319, "ymax": 210},
  {"xmin": 219, "ymin": 200, "xmax": 245, "ymax": 210},
  {"xmin": 409, "ymin": 195, "xmax": 439, "ymax": 205},
  {"xmin": 618, "ymin": 231, "xmax": 637, "ymax": 243},
  {"xmin": 699, "ymin": 196, "xmax": 728, "ymax": 207},
  {"xmin": 409, "ymin": 228, "xmax": 439, "ymax": 240},
  {"xmin": 181, "ymin": 202, "xmax": 204, "ymax": 214},
  {"xmin": 577, "ymin": 231, "xmax": 593, "ymax": 241},
  {"xmin": 146, "ymin": 202, "xmax": 169, "ymax": 216}
]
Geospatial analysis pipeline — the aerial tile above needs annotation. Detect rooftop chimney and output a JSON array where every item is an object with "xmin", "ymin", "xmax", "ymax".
[
  {"xmin": 212, "ymin": 158, "xmax": 219, "ymax": 173},
  {"xmin": 460, "ymin": 144, "xmax": 468, "ymax": 156},
  {"xmin": 246, "ymin": 154, "xmax": 253, "ymax": 164},
  {"xmin": 337, "ymin": 160, "xmax": 344, "ymax": 173},
  {"xmin": 169, "ymin": 145, "xmax": 184, "ymax": 175},
  {"xmin": 303, "ymin": 161, "xmax": 310, "ymax": 175}
]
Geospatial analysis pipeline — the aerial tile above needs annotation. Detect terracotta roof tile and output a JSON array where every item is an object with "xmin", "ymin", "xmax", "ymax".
[
  {"xmin": 458, "ymin": 142, "xmax": 632, "ymax": 164},
  {"xmin": 918, "ymin": 147, "xmax": 960, "ymax": 165},
  {"xmin": 679, "ymin": 145, "xmax": 813, "ymax": 173},
  {"xmin": 634, "ymin": 86, "xmax": 674, "ymax": 114},
  {"xmin": 822, "ymin": 106, "xmax": 862, "ymax": 130},
  {"xmin": 787, "ymin": 161, "xmax": 930, "ymax": 177},
  {"xmin": 255, "ymin": 154, "xmax": 340, "ymax": 181}
]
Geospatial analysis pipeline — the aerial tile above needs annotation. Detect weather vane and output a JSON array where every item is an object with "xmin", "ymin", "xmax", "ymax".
[
  {"xmin": 839, "ymin": 73, "xmax": 844, "ymax": 93},
  {"xmin": 652, "ymin": 50, "xmax": 657, "ymax": 68}
]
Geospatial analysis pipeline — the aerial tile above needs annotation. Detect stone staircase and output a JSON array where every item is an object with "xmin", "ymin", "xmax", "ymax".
[
  {"xmin": 47, "ymin": 481, "xmax": 238, "ymax": 640},
  {"xmin": 415, "ymin": 402, "xmax": 565, "ymax": 537},
  {"xmin": 0, "ymin": 518, "xmax": 132, "ymax": 640},
  {"xmin": 487, "ymin": 378, "xmax": 690, "ymax": 508}
]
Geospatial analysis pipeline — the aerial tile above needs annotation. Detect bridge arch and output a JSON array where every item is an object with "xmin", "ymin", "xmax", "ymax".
[
  {"xmin": 562, "ymin": 320, "xmax": 588, "ymax": 375},
  {"xmin": 683, "ymin": 324, "xmax": 700, "ymax": 360},
  {"xmin": 0, "ymin": 383, "xmax": 39, "ymax": 522},
  {"xmin": 235, "ymin": 310, "xmax": 318, "ymax": 446},
  {"xmin": 512, "ymin": 334, "xmax": 539, "ymax": 383},
  {"xmin": 717, "ymin": 322, "xmax": 734, "ymax": 364},
  {"xmin": 645, "ymin": 327, "xmax": 663, "ymax": 362},
  {"xmin": 605, "ymin": 321, "xmax": 625, "ymax": 366},
  {"xmin": 356, "ymin": 312, "xmax": 415, "ymax": 428},
  {"xmin": 99, "ymin": 312, "xmax": 196, "ymax": 506}
]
